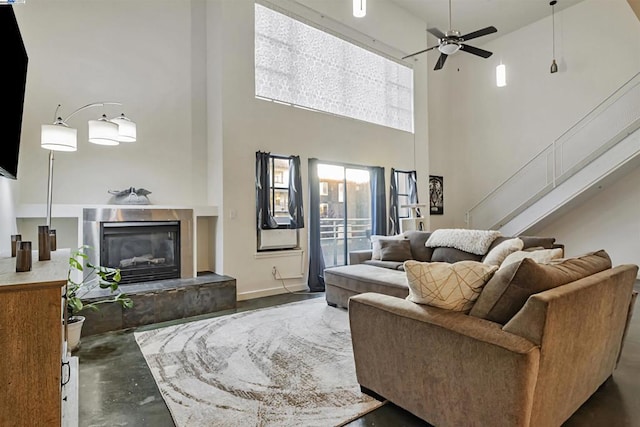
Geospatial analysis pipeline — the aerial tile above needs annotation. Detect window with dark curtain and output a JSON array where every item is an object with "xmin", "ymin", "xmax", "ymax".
[
  {"xmin": 256, "ymin": 151, "xmax": 304, "ymax": 230},
  {"xmin": 369, "ymin": 166, "xmax": 386, "ymax": 236},
  {"xmin": 389, "ymin": 169, "xmax": 419, "ymax": 235}
]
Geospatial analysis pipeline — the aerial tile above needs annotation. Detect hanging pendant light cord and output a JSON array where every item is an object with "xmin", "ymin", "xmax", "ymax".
[
  {"xmin": 448, "ymin": 0, "xmax": 452, "ymax": 30},
  {"xmin": 552, "ymin": 3, "xmax": 556, "ymax": 58}
]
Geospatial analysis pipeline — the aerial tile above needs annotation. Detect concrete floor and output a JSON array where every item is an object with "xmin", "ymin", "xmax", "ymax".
[{"xmin": 77, "ymin": 287, "xmax": 640, "ymax": 427}]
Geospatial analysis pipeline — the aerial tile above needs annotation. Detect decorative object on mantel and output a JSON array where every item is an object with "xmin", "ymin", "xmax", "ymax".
[
  {"xmin": 40, "ymin": 102, "xmax": 137, "ymax": 255},
  {"xmin": 108, "ymin": 187, "xmax": 152, "ymax": 205},
  {"xmin": 65, "ymin": 246, "xmax": 133, "ymax": 351},
  {"xmin": 10, "ymin": 234, "xmax": 21, "ymax": 257},
  {"xmin": 15, "ymin": 241, "xmax": 31, "ymax": 272}
]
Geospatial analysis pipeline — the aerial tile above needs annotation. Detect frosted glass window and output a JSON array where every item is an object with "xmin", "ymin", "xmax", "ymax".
[{"xmin": 255, "ymin": 3, "xmax": 414, "ymax": 133}]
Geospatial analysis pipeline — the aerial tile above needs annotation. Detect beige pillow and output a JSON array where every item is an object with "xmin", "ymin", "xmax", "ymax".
[
  {"xmin": 404, "ymin": 260, "xmax": 498, "ymax": 312},
  {"xmin": 371, "ymin": 234, "xmax": 405, "ymax": 260},
  {"xmin": 483, "ymin": 238, "xmax": 524, "ymax": 267},
  {"xmin": 500, "ymin": 247, "xmax": 563, "ymax": 269}
]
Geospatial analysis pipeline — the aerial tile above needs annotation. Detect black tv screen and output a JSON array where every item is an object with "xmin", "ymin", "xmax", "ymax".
[{"xmin": 0, "ymin": 6, "xmax": 28, "ymax": 180}]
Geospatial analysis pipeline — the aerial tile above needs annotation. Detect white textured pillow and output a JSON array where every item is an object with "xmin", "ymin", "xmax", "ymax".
[
  {"xmin": 483, "ymin": 238, "xmax": 524, "ymax": 267},
  {"xmin": 425, "ymin": 229, "xmax": 502, "ymax": 255},
  {"xmin": 404, "ymin": 260, "xmax": 498, "ymax": 312},
  {"xmin": 371, "ymin": 234, "xmax": 405, "ymax": 260},
  {"xmin": 500, "ymin": 248, "xmax": 564, "ymax": 269}
]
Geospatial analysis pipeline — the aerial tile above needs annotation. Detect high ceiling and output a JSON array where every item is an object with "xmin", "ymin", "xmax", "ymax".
[{"xmin": 389, "ymin": 0, "xmax": 585, "ymax": 44}]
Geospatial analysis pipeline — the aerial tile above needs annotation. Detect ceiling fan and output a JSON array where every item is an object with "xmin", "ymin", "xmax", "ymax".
[{"xmin": 402, "ymin": 0, "xmax": 498, "ymax": 70}]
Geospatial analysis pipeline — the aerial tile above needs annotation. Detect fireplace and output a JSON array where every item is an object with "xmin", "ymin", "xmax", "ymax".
[
  {"xmin": 84, "ymin": 207, "xmax": 194, "ymax": 283},
  {"xmin": 100, "ymin": 221, "xmax": 181, "ymax": 284}
]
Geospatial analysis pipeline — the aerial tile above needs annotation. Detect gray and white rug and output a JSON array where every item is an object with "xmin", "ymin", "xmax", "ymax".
[{"xmin": 134, "ymin": 298, "xmax": 383, "ymax": 426}]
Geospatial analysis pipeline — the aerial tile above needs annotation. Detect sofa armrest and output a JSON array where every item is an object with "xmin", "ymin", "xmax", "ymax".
[
  {"xmin": 349, "ymin": 249, "xmax": 373, "ymax": 265},
  {"xmin": 349, "ymin": 293, "xmax": 539, "ymax": 427}
]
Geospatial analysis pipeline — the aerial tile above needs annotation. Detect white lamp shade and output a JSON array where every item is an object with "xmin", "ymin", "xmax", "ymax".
[
  {"xmin": 438, "ymin": 43, "xmax": 460, "ymax": 55},
  {"xmin": 111, "ymin": 114, "xmax": 137, "ymax": 142},
  {"xmin": 41, "ymin": 124, "xmax": 77, "ymax": 152},
  {"xmin": 88, "ymin": 116, "xmax": 119, "ymax": 146},
  {"xmin": 353, "ymin": 0, "xmax": 366, "ymax": 17}
]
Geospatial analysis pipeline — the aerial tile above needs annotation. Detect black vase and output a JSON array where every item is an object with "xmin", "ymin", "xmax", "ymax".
[{"xmin": 38, "ymin": 225, "xmax": 51, "ymax": 261}]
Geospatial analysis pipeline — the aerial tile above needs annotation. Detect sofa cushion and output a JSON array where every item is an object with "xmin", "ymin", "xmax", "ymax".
[
  {"xmin": 482, "ymin": 238, "xmax": 524, "ymax": 267},
  {"xmin": 431, "ymin": 247, "xmax": 483, "ymax": 263},
  {"xmin": 363, "ymin": 260, "xmax": 404, "ymax": 270},
  {"xmin": 404, "ymin": 260, "xmax": 498, "ymax": 312},
  {"xmin": 379, "ymin": 239, "xmax": 413, "ymax": 262},
  {"xmin": 518, "ymin": 236, "xmax": 556, "ymax": 250},
  {"xmin": 324, "ymin": 264, "xmax": 408, "ymax": 295},
  {"xmin": 469, "ymin": 250, "xmax": 612, "ymax": 324},
  {"xmin": 426, "ymin": 229, "xmax": 502, "ymax": 255},
  {"xmin": 402, "ymin": 231, "xmax": 433, "ymax": 262},
  {"xmin": 371, "ymin": 235, "xmax": 406, "ymax": 260},
  {"xmin": 500, "ymin": 248, "xmax": 564, "ymax": 269}
]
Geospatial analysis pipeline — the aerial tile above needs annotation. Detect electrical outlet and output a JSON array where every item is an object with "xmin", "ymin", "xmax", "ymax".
[{"xmin": 272, "ymin": 266, "xmax": 277, "ymax": 278}]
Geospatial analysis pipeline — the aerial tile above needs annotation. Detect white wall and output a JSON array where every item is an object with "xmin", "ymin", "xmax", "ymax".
[
  {"xmin": 210, "ymin": 0, "xmax": 430, "ymax": 299},
  {"xmin": 0, "ymin": 179, "xmax": 19, "ymax": 257},
  {"xmin": 531, "ymin": 165, "xmax": 640, "ymax": 268},
  {"xmin": 429, "ymin": 0, "xmax": 640, "ymax": 230},
  {"xmin": 14, "ymin": 0, "xmax": 207, "ymax": 209}
]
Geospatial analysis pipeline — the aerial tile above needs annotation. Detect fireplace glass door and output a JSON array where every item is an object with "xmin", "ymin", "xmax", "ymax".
[{"xmin": 101, "ymin": 221, "xmax": 180, "ymax": 284}]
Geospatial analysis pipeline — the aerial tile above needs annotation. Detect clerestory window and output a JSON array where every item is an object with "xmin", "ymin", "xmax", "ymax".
[{"xmin": 254, "ymin": 2, "xmax": 414, "ymax": 133}]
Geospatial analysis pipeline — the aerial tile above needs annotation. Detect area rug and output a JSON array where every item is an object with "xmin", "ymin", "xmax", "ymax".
[{"xmin": 134, "ymin": 298, "xmax": 384, "ymax": 426}]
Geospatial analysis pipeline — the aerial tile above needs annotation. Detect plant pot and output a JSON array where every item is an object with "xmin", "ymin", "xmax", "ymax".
[{"xmin": 66, "ymin": 316, "xmax": 85, "ymax": 352}]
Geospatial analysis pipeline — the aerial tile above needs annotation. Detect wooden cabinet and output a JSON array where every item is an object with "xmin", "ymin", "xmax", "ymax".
[{"xmin": 0, "ymin": 249, "xmax": 68, "ymax": 427}]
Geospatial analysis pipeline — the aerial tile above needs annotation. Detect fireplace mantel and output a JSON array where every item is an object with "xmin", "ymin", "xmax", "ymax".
[{"xmin": 15, "ymin": 204, "xmax": 218, "ymax": 278}]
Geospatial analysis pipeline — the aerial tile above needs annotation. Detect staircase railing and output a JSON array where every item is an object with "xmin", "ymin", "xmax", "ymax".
[{"xmin": 466, "ymin": 71, "xmax": 640, "ymax": 230}]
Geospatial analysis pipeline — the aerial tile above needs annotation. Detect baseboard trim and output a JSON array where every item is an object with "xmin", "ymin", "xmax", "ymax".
[{"xmin": 237, "ymin": 282, "xmax": 309, "ymax": 301}]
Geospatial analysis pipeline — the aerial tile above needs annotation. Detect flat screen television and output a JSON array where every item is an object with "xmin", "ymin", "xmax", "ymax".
[{"xmin": 0, "ymin": 6, "xmax": 28, "ymax": 180}]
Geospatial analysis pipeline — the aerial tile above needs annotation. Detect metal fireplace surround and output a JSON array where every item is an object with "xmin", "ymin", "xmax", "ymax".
[{"xmin": 83, "ymin": 208, "xmax": 194, "ymax": 282}]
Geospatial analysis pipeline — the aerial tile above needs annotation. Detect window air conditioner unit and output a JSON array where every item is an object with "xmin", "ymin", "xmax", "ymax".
[{"xmin": 258, "ymin": 228, "xmax": 298, "ymax": 250}]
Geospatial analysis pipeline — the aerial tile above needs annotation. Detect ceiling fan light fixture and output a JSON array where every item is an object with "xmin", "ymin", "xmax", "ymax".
[{"xmin": 438, "ymin": 42, "xmax": 460, "ymax": 55}]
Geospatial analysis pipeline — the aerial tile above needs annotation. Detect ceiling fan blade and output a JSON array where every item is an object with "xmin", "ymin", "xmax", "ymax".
[
  {"xmin": 460, "ymin": 44, "xmax": 493, "ymax": 58},
  {"xmin": 434, "ymin": 53, "xmax": 448, "ymax": 70},
  {"xmin": 460, "ymin": 26, "xmax": 497, "ymax": 42},
  {"xmin": 402, "ymin": 45, "xmax": 439, "ymax": 60},
  {"xmin": 427, "ymin": 27, "xmax": 446, "ymax": 39}
]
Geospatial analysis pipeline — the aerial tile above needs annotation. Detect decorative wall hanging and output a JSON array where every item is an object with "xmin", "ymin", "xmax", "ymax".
[{"xmin": 429, "ymin": 175, "xmax": 444, "ymax": 215}]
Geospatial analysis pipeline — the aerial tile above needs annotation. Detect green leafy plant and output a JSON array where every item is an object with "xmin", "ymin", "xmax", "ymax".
[{"xmin": 66, "ymin": 245, "xmax": 133, "ymax": 319}]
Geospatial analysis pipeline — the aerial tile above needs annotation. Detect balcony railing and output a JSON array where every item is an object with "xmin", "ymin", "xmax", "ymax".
[
  {"xmin": 466, "ymin": 72, "xmax": 640, "ymax": 230},
  {"xmin": 320, "ymin": 217, "xmax": 371, "ymax": 267}
]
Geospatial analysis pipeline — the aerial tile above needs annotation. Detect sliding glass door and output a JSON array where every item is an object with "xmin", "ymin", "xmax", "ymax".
[{"xmin": 317, "ymin": 163, "xmax": 371, "ymax": 267}]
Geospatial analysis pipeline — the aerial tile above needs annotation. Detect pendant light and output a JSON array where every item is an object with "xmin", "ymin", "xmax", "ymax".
[
  {"xmin": 353, "ymin": 0, "xmax": 366, "ymax": 18},
  {"xmin": 550, "ymin": 0, "xmax": 558, "ymax": 74}
]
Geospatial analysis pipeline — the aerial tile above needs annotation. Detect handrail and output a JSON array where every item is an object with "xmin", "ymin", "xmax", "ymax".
[{"xmin": 466, "ymin": 71, "xmax": 640, "ymax": 230}]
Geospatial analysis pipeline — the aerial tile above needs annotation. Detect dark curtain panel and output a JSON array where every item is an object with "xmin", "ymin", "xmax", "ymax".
[
  {"xmin": 288, "ymin": 155, "xmax": 304, "ymax": 229},
  {"xmin": 369, "ymin": 166, "xmax": 386, "ymax": 236},
  {"xmin": 307, "ymin": 158, "xmax": 325, "ymax": 292},
  {"xmin": 388, "ymin": 167, "xmax": 399, "ymax": 235},
  {"xmin": 408, "ymin": 170, "xmax": 420, "ymax": 217},
  {"xmin": 256, "ymin": 151, "xmax": 278, "ymax": 230}
]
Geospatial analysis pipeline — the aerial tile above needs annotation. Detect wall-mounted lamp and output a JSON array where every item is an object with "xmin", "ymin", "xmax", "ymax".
[
  {"xmin": 40, "ymin": 102, "xmax": 137, "ymax": 227},
  {"xmin": 496, "ymin": 63, "xmax": 507, "ymax": 87},
  {"xmin": 353, "ymin": 0, "xmax": 366, "ymax": 18},
  {"xmin": 550, "ymin": 0, "xmax": 558, "ymax": 74}
]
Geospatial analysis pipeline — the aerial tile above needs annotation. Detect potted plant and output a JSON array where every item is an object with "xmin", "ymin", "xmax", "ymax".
[{"xmin": 66, "ymin": 246, "xmax": 133, "ymax": 351}]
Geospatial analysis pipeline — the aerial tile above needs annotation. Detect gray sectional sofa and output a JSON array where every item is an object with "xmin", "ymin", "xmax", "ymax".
[{"xmin": 324, "ymin": 230, "xmax": 561, "ymax": 309}]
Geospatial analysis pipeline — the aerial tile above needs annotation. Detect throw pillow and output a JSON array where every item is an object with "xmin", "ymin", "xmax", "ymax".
[
  {"xmin": 379, "ymin": 239, "xmax": 413, "ymax": 262},
  {"xmin": 469, "ymin": 250, "xmax": 612, "ymax": 324},
  {"xmin": 500, "ymin": 248, "xmax": 564, "ymax": 269},
  {"xmin": 404, "ymin": 260, "xmax": 498, "ymax": 312},
  {"xmin": 371, "ymin": 234, "xmax": 405, "ymax": 260},
  {"xmin": 482, "ymin": 238, "xmax": 524, "ymax": 267},
  {"xmin": 425, "ymin": 229, "xmax": 502, "ymax": 255}
]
